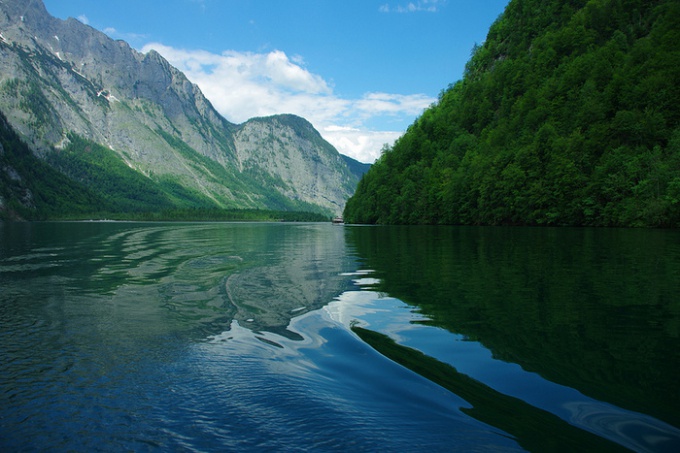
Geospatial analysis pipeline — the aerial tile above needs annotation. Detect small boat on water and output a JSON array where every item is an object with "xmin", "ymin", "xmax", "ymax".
[{"xmin": 332, "ymin": 217, "xmax": 344, "ymax": 224}]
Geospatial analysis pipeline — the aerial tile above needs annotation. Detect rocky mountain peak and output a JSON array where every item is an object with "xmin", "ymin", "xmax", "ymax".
[
  {"xmin": 0, "ymin": 0, "xmax": 366, "ymax": 218},
  {"xmin": 0, "ymin": 0, "xmax": 50, "ymax": 26}
]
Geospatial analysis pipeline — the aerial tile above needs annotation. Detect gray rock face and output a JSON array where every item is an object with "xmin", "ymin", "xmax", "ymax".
[
  {"xmin": 233, "ymin": 115, "xmax": 357, "ymax": 214},
  {"xmin": 0, "ymin": 0, "xmax": 363, "ymax": 215}
]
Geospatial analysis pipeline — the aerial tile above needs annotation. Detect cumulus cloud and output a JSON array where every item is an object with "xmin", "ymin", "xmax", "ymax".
[
  {"xmin": 379, "ymin": 0, "xmax": 446, "ymax": 13},
  {"xmin": 141, "ymin": 43, "xmax": 434, "ymax": 163},
  {"xmin": 322, "ymin": 126, "xmax": 402, "ymax": 163}
]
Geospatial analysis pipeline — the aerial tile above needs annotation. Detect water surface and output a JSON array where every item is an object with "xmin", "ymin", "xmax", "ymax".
[{"xmin": 1, "ymin": 222, "xmax": 678, "ymax": 451}]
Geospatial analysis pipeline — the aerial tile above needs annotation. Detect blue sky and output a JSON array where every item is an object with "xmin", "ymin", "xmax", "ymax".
[{"xmin": 43, "ymin": 0, "xmax": 509, "ymax": 163}]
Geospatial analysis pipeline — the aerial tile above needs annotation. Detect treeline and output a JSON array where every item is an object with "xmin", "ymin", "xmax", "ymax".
[
  {"xmin": 344, "ymin": 0, "xmax": 680, "ymax": 227},
  {"xmin": 101, "ymin": 208, "xmax": 330, "ymax": 222},
  {"xmin": 46, "ymin": 133, "xmax": 217, "ymax": 213}
]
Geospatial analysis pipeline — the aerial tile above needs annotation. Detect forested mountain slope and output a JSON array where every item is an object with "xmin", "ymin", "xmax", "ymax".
[
  {"xmin": 344, "ymin": 0, "xmax": 680, "ymax": 227},
  {"xmin": 0, "ymin": 111, "xmax": 106, "ymax": 220}
]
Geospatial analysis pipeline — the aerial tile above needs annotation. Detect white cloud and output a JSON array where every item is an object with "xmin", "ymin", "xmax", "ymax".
[
  {"xmin": 141, "ymin": 43, "xmax": 434, "ymax": 163},
  {"xmin": 355, "ymin": 92, "xmax": 434, "ymax": 117},
  {"xmin": 379, "ymin": 0, "xmax": 446, "ymax": 13},
  {"xmin": 77, "ymin": 15, "xmax": 89, "ymax": 25},
  {"xmin": 322, "ymin": 126, "xmax": 403, "ymax": 163}
]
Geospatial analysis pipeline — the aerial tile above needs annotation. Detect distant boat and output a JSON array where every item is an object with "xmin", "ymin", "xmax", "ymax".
[{"xmin": 332, "ymin": 217, "xmax": 344, "ymax": 224}]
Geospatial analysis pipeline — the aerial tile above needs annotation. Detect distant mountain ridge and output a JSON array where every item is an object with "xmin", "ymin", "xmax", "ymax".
[{"xmin": 0, "ymin": 0, "xmax": 366, "ymax": 219}]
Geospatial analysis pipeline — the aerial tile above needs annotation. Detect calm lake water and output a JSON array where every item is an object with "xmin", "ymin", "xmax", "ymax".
[{"xmin": 1, "ymin": 221, "xmax": 678, "ymax": 452}]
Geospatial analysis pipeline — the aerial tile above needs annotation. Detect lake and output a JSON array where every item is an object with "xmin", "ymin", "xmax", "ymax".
[{"xmin": 1, "ymin": 221, "xmax": 678, "ymax": 452}]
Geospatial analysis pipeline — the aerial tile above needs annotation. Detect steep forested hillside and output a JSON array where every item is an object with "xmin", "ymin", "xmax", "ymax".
[
  {"xmin": 0, "ymin": 111, "xmax": 108, "ymax": 220},
  {"xmin": 344, "ymin": 0, "xmax": 680, "ymax": 227}
]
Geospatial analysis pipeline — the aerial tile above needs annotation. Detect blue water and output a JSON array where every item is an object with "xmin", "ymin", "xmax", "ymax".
[{"xmin": 1, "ymin": 222, "xmax": 679, "ymax": 451}]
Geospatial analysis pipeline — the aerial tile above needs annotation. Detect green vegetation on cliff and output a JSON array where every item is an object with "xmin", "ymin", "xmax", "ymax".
[
  {"xmin": 344, "ymin": 0, "xmax": 680, "ymax": 227},
  {"xmin": 0, "ymin": 111, "xmax": 106, "ymax": 220},
  {"xmin": 0, "ymin": 112, "xmax": 329, "ymax": 222}
]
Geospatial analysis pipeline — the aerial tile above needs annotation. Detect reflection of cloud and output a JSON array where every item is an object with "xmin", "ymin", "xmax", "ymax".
[
  {"xmin": 325, "ymin": 290, "xmax": 386, "ymax": 327},
  {"xmin": 324, "ymin": 285, "xmax": 432, "ymax": 346},
  {"xmin": 324, "ymin": 270, "xmax": 390, "ymax": 327},
  {"xmin": 141, "ymin": 43, "xmax": 434, "ymax": 163}
]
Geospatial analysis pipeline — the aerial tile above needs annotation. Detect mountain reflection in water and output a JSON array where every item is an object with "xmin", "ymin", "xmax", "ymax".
[{"xmin": 1, "ymin": 221, "xmax": 679, "ymax": 452}]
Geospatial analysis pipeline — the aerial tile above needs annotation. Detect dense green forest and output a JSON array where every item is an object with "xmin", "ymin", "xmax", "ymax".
[
  {"xmin": 344, "ymin": 0, "xmax": 680, "ymax": 227},
  {"xmin": 45, "ymin": 132, "xmax": 219, "ymax": 213},
  {"xmin": 0, "ymin": 111, "xmax": 107, "ymax": 220}
]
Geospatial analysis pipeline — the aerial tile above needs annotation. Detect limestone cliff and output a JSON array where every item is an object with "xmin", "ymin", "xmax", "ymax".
[{"xmin": 0, "ymin": 0, "xmax": 363, "ymax": 216}]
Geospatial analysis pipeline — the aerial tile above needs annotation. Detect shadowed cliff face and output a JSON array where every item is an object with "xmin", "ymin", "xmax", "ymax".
[{"xmin": 0, "ymin": 0, "xmax": 362, "ymax": 216}]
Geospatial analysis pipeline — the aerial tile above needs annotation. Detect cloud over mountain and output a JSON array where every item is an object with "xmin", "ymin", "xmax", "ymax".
[{"xmin": 142, "ymin": 43, "xmax": 435, "ymax": 163}]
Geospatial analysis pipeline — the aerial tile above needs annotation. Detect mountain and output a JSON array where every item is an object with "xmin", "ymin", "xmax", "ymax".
[
  {"xmin": 344, "ymin": 0, "xmax": 680, "ymax": 227},
  {"xmin": 0, "ymin": 110, "xmax": 106, "ymax": 220},
  {"xmin": 0, "ymin": 0, "xmax": 365, "ymax": 219},
  {"xmin": 340, "ymin": 154, "xmax": 372, "ymax": 180}
]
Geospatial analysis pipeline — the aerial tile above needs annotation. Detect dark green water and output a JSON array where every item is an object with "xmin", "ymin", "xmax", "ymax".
[{"xmin": 1, "ymin": 222, "xmax": 678, "ymax": 451}]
